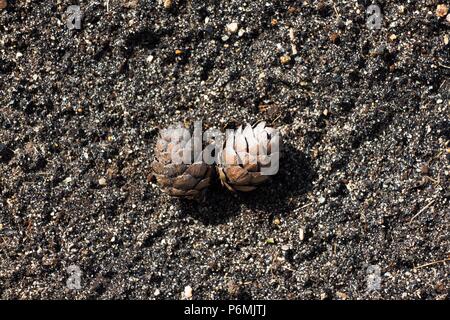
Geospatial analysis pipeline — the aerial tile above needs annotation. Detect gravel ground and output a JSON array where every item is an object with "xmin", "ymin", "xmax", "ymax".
[{"xmin": 0, "ymin": 0, "xmax": 449, "ymax": 300}]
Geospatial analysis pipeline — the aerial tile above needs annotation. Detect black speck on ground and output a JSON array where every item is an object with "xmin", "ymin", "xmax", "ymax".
[{"xmin": 0, "ymin": 0, "xmax": 449, "ymax": 300}]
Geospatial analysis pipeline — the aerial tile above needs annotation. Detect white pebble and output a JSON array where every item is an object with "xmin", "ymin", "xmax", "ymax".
[
  {"xmin": 63, "ymin": 177, "xmax": 72, "ymax": 184},
  {"xmin": 184, "ymin": 285, "xmax": 193, "ymax": 299},
  {"xmin": 226, "ymin": 22, "xmax": 239, "ymax": 34}
]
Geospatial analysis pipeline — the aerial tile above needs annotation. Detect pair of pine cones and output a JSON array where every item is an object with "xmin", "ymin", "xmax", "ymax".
[{"xmin": 151, "ymin": 122, "xmax": 281, "ymax": 200}]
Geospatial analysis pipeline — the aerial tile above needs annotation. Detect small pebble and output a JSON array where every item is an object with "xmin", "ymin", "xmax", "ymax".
[
  {"xmin": 154, "ymin": 288, "xmax": 160, "ymax": 296},
  {"xmin": 389, "ymin": 34, "xmax": 398, "ymax": 42},
  {"xmin": 276, "ymin": 43, "xmax": 284, "ymax": 53},
  {"xmin": 436, "ymin": 4, "xmax": 448, "ymax": 17},
  {"xmin": 63, "ymin": 177, "xmax": 72, "ymax": 184},
  {"xmin": 318, "ymin": 196, "xmax": 326, "ymax": 204},
  {"xmin": 98, "ymin": 178, "xmax": 107, "ymax": 186},
  {"xmin": 226, "ymin": 22, "xmax": 239, "ymax": 34},
  {"xmin": 163, "ymin": 0, "xmax": 173, "ymax": 10},
  {"xmin": 281, "ymin": 245, "xmax": 290, "ymax": 251},
  {"xmin": 280, "ymin": 55, "xmax": 291, "ymax": 65},
  {"xmin": 0, "ymin": 0, "xmax": 6, "ymax": 10},
  {"xmin": 291, "ymin": 43, "xmax": 298, "ymax": 55},
  {"xmin": 299, "ymin": 228, "xmax": 305, "ymax": 241},
  {"xmin": 184, "ymin": 285, "xmax": 193, "ymax": 299}
]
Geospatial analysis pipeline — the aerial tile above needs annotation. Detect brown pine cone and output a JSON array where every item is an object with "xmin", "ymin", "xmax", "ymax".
[
  {"xmin": 217, "ymin": 122, "xmax": 280, "ymax": 192},
  {"xmin": 151, "ymin": 124, "xmax": 212, "ymax": 200}
]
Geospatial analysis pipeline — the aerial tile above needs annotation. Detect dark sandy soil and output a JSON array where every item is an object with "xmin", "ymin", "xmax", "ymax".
[{"xmin": 0, "ymin": 0, "xmax": 449, "ymax": 299}]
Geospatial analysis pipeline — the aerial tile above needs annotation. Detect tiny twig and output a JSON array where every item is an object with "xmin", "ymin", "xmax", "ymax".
[
  {"xmin": 438, "ymin": 62, "xmax": 450, "ymax": 69},
  {"xmin": 298, "ymin": 202, "xmax": 312, "ymax": 210},
  {"xmin": 282, "ymin": 266, "xmax": 296, "ymax": 272},
  {"xmin": 414, "ymin": 258, "xmax": 450, "ymax": 270},
  {"xmin": 424, "ymin": 176, "xmax": 439, "ymax": 184},
  {"xmin": 331, "ymin": 0, "xmax": 340, "ymax": 18},
  {"xmin": 270, "ymin": 114, "xmax": 282, "ymax": 125},
  {"xmin": 409, "ymin": 199, "xmax": 436, "ymax": 223}
]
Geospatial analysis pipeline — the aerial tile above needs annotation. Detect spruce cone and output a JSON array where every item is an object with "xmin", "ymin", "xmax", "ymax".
[
  {"xmin": 217, "ymin": 122, "xmax": 280, "ymax": 192},
  {"xmin": 151, "ymin": 124, "xmax": 212, "ymax": 200}
]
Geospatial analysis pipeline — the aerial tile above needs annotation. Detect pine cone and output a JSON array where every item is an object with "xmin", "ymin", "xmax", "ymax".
[
  {"xmin": 217, "ymin": 122, "xmax": 280, "ymax": 192},
  {"xmin": 151, "ymin": 124, "xmax": 212, "ymax": 200}
]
